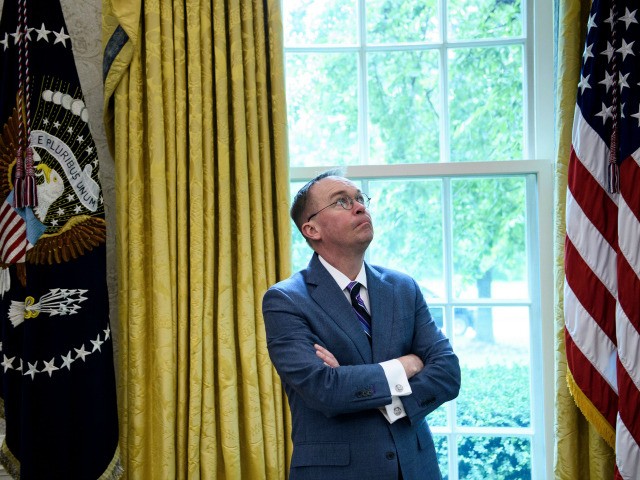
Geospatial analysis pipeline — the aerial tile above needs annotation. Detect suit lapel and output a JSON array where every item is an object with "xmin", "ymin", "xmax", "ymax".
[
  {"xmin": 307, "ymin": 255, "xmax": 372, "ymax": 363},
  {"xmin": 366, "ymin": 264, "xmax": 395, "ymax": 362}
]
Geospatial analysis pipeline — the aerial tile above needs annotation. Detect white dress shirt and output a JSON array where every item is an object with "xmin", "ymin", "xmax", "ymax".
[{"xmin": 318, "ymin": 256, "xmax": 411, "ymax": 424}]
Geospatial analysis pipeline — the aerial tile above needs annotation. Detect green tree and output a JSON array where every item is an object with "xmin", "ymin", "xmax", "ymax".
[{"xmin": 286, "ymin": 0, "xmax": 527, "ymax": 339}]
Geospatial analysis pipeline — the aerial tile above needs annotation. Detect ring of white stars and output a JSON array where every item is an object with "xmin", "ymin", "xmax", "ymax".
[
  {"xmin": 0, "ymin": 325, "xmax": 112, "ymax": 379},
  {"xmin": 1, "ymin": 22, "xmax": 70, "ymax": 51}
]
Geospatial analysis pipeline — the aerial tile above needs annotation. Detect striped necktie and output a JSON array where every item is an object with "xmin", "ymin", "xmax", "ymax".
[{"xmin": 347, "ymin": 281, "xmax": 372, "ymax": 339}]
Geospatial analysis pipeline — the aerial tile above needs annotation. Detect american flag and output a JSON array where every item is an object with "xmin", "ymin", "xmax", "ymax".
[{"xmin": 564, "ymin": 0, "xmax": 640, "ymax": 478}]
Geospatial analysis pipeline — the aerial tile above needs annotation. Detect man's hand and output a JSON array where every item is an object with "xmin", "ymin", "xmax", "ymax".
[
  {"xmin": 315, "ymin": 344, "xmax": 340, "ymax": 368},
  {"xmin": 398, "ymin": 354, "xmax": 424, "ymax": 379}
]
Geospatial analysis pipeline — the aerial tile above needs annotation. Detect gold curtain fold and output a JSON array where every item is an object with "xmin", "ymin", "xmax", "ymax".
[
  {"xmin": 553, "ymin": 0, "xmax": 615, "ymax": 477},
  {"xmin": 102, "ymin": 0, "xmax": 292, "ymax": 477}
]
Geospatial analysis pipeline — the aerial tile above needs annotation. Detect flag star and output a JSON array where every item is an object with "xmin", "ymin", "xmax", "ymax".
[
  {"xmin": 587, "ymin": 13, "xmax": 598, "ymax": 34},
  {"xmin": 0, "ymin": 33, "xmax": 9, "ymax": 51},
  {"xmin": 35, "ymin": 23, "xmax": 51, "ymax": 42},
  {"xmin": 86, "ymin": 146, "xmax": 94, "ymax": 154},
  {"xmin": 43, "ymin": 118, "xmax": 50, "ymax": 126},
  {"xmin": 26, "ymin": 28, "xmax": 34, "ymax": 41},
  {"xmin": 604, "ymin": 8, "xmax": 615, "ymax": 25},
  {"xmin": 595, "ymin": 102, "xmax": 613, "ymax": 124},
  {"xmin": 67, "ymin": 126, "xmax": 74, "ymax": 134},
  {"xmin": 617, "ymin": 39, "xmax": 635, "ymax": 61},
  {"xmin": 42, "ymin": 358, "xmax": 59, "ymax": 377},
  {"xmin": 619, "ymin": 72, "xmax": 630, "ymax": 91},
  {"xmin": 104, "ymin": 325, "xmax": 111, "ymax": 340},
  {"xmin": 24, "ymin": 361, "xmax": 39, "ymax": 379},
  {"xmin": 583, "ymin": 43, "xmax": 594, "ymax": 62},
  {"xmin": 57, "ymin": 207, "xmax": 65, "ymax": 215},
  {"xmin": 619, "ymin": 8, "xmax": 638, "ymax": 30},
  {"xmin": 578, "ymin": 74, "xmax": 591, "ymax": 94},
  {"xmin": 53, "ymin": 121, "xmax": 60, "ymax": 128},
  {"xmin": 599, "ymin": 70, "xmax": 615, "ymax": 91},
  {"xmin": 10, "ymin": 27, "xmax": 23, "ymax": 45},
  {"xmin": 67, "ymin": 193, "xmax": 75, "ymax": 201},
  {"xmin": 53, "ymin": 27, "xmax": 70, "ymax": 47},
  {"xmin": 60, "ymin": 351, "xmax": 75, "ymax": 370},
  {"xmin": 76, "ymin": 135, "xmax": 84, "ymax": 143},
  {"xmin": 93, "ymin": 158, "xmax": 99, "ymax": 168},
  {"xmin": 91, "ymin": 337, "xmax": 104, "ymax": 352},
  {"xmin": 2, "ymin": 355, "xmax": 15, "ymax": 372},
  {"xmin": 586, "ymin": 13, "xmax": 597, "ymax": 32},
  {"xmin": 601, "ymin": 42, "xmax": 615, "ymax": 62},
  {"xmin": 631, "ymin": 104, "xmax": 640, "ymax": 126},
  {"xmin": 74, "ymin": 205, "xmax": 82, "ymax": 213},
  {"xmin": 16, "ymin": 359, "xmax": 23, "ymax": 372},
  {"xmin": 51, "ymin": 219, "xmax": 59, "ymax": 226},
  {"xmin": 74, "ymin": 344, "xmax": 90, "ymax": 362}
]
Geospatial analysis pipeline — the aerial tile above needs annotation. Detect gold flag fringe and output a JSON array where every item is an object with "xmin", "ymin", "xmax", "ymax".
[
  {"xmin": 566, "ymin": 369, "xmax": 616, "ymax": 449},
  {"xmin": 0, "ymin": 441, "xmax": 20, "ymax": 480}
]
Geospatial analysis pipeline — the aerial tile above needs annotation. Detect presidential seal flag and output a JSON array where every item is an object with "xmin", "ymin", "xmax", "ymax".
[{"xmin": 0, "ymin": 0, "xmax": 121, "ymax": 478}]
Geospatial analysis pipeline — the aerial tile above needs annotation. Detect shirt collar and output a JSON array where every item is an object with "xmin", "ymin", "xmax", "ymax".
[{"xmin": 318, "ymin": 255, "xmax": 368, "ymax": 291}]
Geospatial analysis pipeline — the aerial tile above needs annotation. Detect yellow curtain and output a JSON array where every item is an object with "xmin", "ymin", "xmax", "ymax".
[
  {"xmin": 102, "ymin": 0, "xmax": 292, "ymax": 478},
  {"xmin": 553, "ymin": 0, "xmax": 615, "ymax": 477}
]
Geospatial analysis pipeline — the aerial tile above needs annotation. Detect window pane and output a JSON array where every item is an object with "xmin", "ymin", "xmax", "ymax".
[
  {"xmin": 455, "ymin": 306, "xmax": 531, "ymax": 427},
  {"xmin": 434, "ymin": 436, "xmax": 450, "ymax": 480},
  {"xmin": 458, "ymin": 436, "xmax": 531, "ymax": 479},
  {"xmin": 449, "ymin": 46, "xmax": 524, "ymax": 162},
  {"xmin": 366, "ymin": 0, "xmax": 439, "ymax": 43},
  {"xmin": 367, "ymin": 179, "xmax": 443, "ymax": 283},
  {"xmin": 284, "ymin": 0, "xmax": 357, "ymax": 45},
  {"xmin": 368, "ymin": 51, "xmax": 441, "ymax": 164},
  {"xmin": 290, "ymin": 182, "xmax": 310, "ymax": 272},
  {"xmin": 451, "ymin": 177, "xmax": 527, "ymax": 300},
  {"xmin": 429, "ymin": 400, "xmax": 447, "ymax": 427},
  {"xmin": 448, "ymin": 0, "xmax": 523, "ymax": 41},
  {"xmin": 286, "ymin": 53, "xmax": 358, "ymax": 166}
]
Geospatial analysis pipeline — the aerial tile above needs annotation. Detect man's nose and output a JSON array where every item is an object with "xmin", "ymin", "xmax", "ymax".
[{"xmin": 352, "ymin": 199, "xmax": 366, "ymax": 214}]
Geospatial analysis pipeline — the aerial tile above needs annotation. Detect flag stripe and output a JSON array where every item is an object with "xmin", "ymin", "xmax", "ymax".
[
  {"xmin": 568, "ymin": 147, "xmax": 618, "ymax": 242},
  {"xmin": 565, "ymin": 327, "xmax": 618, "ymax": 426},
  {"xmin": 615, "ymin": 155, "xmax": 640, "ymax": 479},
  {"xmin": 565, "ymin": 237, "xmax": 617, "ymax": 341},
  {"xmin": 566, "ymin": 187, "xmax": 618, "ymax": 298},
  {"xmin": 564, "ymin": 280, "xmax": 618, "ymax": 395},
  {"xmin": 615, "ymin": 418, "xmax": 640, "ymax": 480},
  {"xmin": 571, "ymin": 106, "xmax": 616, "ymax": 199}
]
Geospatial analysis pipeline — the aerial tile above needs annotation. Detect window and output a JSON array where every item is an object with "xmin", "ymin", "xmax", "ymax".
[{"xmin": 285, "ymin": 0, "xmax": 554, "ymax": 478}]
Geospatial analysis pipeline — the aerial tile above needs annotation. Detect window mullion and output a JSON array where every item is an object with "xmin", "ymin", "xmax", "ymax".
[
  {"xmin": 358, "ymin": 0, "xmax": 368, "ymax": 166},
  {"xmin": 442, "ymin": 176, "xmax": 459, "ymax": 480},
  {"xmin": 440, "ymin": 0, "xmax": 450, "ymax": 164}
]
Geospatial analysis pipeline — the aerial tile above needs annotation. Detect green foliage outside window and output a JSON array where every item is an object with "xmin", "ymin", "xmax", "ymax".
[{"xmin": 432, "ymin": 363, "xmax": 531, "ymax": 479}]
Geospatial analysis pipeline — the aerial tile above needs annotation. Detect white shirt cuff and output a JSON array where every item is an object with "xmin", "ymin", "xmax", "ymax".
[{"xmin": 378, "ymin": 359, "xmax": 411, "ymax": 423}]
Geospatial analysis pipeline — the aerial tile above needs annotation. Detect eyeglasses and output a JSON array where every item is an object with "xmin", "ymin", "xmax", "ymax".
[{"xmin": 307, "ymin": 193, "xmax": 371, "ymax": 222}]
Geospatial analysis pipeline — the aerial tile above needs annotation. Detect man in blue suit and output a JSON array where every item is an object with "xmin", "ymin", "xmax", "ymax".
[{"xmin": 263, "ymin": 171, "xmax": 461, "ymax": 480}]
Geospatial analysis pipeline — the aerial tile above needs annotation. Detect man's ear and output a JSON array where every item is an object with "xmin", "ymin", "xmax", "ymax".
[{"xmin": 301, "ymin": 221, "xmax": 320, "ymax": 242}]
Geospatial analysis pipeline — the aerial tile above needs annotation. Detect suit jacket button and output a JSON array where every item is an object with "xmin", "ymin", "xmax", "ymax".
[
  {"xmin": 385, "ymin": 451, "xmax": 396, "ymax": 460},
  {"xmin": 395, "ymin": 384, "xmax": 404, "ymax": 393}
]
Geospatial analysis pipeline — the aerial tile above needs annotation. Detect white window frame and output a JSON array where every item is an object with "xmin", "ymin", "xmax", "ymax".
[{"xmin": 286, "ymin": 0, "xmax": 555, "ymax": 477}]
